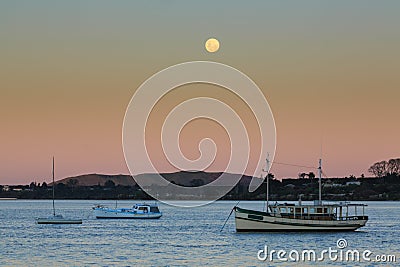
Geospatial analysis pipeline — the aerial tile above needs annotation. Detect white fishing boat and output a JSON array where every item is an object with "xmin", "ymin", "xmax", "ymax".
[
  {"xmin": 93, "ymin": 203, "xmax": 162, "ymax": 219},
  {"xmin": 234, "ymin": 158, "xmax": 368, "ymax": 232},
  {"xmin": 36, "ymin": 157, "xmax": 82, "ymax": 225}
]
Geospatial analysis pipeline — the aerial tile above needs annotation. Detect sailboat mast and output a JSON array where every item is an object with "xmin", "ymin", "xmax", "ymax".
[
  {"xmin": 318, "ymin": 158, "xmax": 322, "ymax": 205},
  {"xmin": 52, "ymin": 156, "xmax": 55, "ymax": 216},
  {"xmin": 266, "ymin": 155, "xmax": 270, "ymax": 211}
]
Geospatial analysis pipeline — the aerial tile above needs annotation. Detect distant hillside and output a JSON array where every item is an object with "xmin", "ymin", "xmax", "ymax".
[
  {"xmin": 134, "ymin": 171, "xmax": 254, "ymax": 186},
  {"xmin": 56, "ymin": 174, "xmax": 136, "ymax": 186},
  {"xmin": 55, "ymin": 171, "xmax": 255, "ymax": 187}
]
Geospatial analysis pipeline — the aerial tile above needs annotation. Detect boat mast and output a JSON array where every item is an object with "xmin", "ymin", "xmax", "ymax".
[
  {"xmin": 52, "ymin": 156, "xmax": 55, "ymax": 216},
  {"xmin": 265, "ymin": 154, "xmax": 270, "ymax": 211},
  {"xmin": 318, "ymin": 158, "xmax": 322, "ymax": 205}
]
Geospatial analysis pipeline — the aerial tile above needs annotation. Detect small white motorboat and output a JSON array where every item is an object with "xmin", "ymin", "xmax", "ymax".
[{"xmin": 93, "ymin": 203, "xmax": 162, "ymax": 219}]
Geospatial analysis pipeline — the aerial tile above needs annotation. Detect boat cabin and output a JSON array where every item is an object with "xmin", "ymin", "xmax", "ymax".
[
  {"xmin": 132, "ymin": 204, "xmax": 160, "ymax": 214},
  {"xmin": 268, "ymin": 202, "xmax": 367, "ymax": 221}
]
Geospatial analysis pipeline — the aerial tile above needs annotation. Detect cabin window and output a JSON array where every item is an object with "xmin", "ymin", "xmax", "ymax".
[
  {"xmin": 309, "ymin": 208, "xmax": 315, "ymax": 213},
  {"xmin": 317, "ymin": 208, "xmax": 322, "ymax": 213},
  {"xmin": 139, "ymin": 207, "xmax": 148, "ymax": 212},
  {"xmin": 303, "ymin": 208, "xmax": 308, "ymax": 214},
  {"xmin": 280, "ymin": 208, "xmax": 287, "ymax": 213},
  {"xmin": 150, "ymin": 207, "xmax": 160, "ymax": 213}
]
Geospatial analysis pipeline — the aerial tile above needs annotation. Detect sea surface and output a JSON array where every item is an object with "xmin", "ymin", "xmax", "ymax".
[{"xmin": 0, "ymin": 200, "xmax": 399, "ymax": 266}]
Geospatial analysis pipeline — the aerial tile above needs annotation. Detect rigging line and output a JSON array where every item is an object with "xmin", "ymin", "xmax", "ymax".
[
  {"xmin": 321, "ymin": 171, "xmax": 330, "ymax": 179},
  {"xmin": 259, "ymin": 172, "xmax": 266, "ymax": 212},
  {"xmin": 272, "ymin": 161, "xmax": 318, "ymax": 169},
  {"xmin": 220, "ymin": 201, "xmax": 240, "ymax": 232}
]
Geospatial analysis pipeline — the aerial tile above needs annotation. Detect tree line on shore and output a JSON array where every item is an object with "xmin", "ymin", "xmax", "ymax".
[
  {"xmin": 368, "ymin": 158, "xmax": 400, "ymax": 177},
  {"xmin": 1, "ymin": 174, "xmax": 399, "ymax": 201}
]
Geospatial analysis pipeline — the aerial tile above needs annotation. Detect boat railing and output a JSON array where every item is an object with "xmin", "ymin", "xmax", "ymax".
[
  {"xmin": 272, "ymin": 213, "xmax": 367, "ymax": 221},
  {"xmin": 92, "ymin": 204, "xmax": 105, "ymax": 209},
  {"xmin": 336, "ymin": 215, "xmax": 369, "ymax": 221}
]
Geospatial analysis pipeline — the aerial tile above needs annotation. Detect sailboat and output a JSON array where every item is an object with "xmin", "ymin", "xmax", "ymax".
[
  {"xmin": 36, "ymin": 157, "xmax": 82, "ymax": 224},
  {"xmin": 234, "ymin": 157, "xmax": 368, "ymax": 232}
]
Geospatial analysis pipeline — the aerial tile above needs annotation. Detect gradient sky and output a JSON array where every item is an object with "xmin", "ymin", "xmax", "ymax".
[{"xmin": 1, "ymin": 1, "xmax": 399, "ymax": 184}]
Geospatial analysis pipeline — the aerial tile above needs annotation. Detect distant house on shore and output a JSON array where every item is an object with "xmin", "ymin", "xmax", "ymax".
[
  {"xmin": 346, "ymin": 181, "xmax": 361, "ymax": 186},
  {"xmin": 284, "ymin": 184, "xmax": 296, "ymax": 189},
  {"xmin": 323, "ymin": 179, "xmax": 344, "ymax": 188}
]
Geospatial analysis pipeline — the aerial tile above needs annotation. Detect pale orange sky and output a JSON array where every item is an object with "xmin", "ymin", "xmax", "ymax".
[{"xmin": 1, "ymin": 1, "xmax": 399, "ymax": 184}]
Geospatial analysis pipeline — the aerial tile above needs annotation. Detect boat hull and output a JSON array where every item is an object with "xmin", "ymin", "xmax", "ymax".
[
  {"xmin": 36, "ymin": 218, "xmax": 82, "ymax": 224},
  {"xmin": 93, "ymin": 209, "xmax": 162, "ymax": 219},
  {"xmin": 235, "ymin": 207, "xmax": 367, "ymax": 232}
]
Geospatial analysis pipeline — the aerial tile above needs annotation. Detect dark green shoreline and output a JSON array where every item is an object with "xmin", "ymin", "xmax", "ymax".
[{"xmin": 1, "ymin": 174, "xmax": 400, "ymax": 201}]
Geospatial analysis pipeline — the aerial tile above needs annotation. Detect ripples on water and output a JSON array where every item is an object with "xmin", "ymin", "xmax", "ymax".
[{"xmin": 0, "ymin": 200, "xmax": 399, "ymax": 266}]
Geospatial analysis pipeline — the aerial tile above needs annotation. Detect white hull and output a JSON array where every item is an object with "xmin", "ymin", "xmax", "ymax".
[
  {"xmin": 93, "ymin": 209, "xmax": 162, "ymax": 219},
  {"xmin": 36, "ymin": 216, "xmax": 82, "ymax": 224},
  {"xmin": 235, "ymin": 208, "xmax": 367, "ymax": 232}
]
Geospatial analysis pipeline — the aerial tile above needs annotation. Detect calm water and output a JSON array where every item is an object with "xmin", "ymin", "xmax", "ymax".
[{"xmin": 0, "ymin": 200, "xmax": 399, "ymax": 266}]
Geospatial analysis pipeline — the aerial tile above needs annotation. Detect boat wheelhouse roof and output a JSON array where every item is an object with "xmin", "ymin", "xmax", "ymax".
[
  {"xmin": 270, "ymin": 202, "xmax": 367, "ymax": 208},
  {"xmin": 134, "ymin": 203, "xmax": 159, "ymax": 207}
]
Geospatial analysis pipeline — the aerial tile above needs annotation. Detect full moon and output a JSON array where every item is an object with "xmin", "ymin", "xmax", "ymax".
[{"xmin": 205, "ymin": 38, "xmax": 220, "ymax": 53}]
